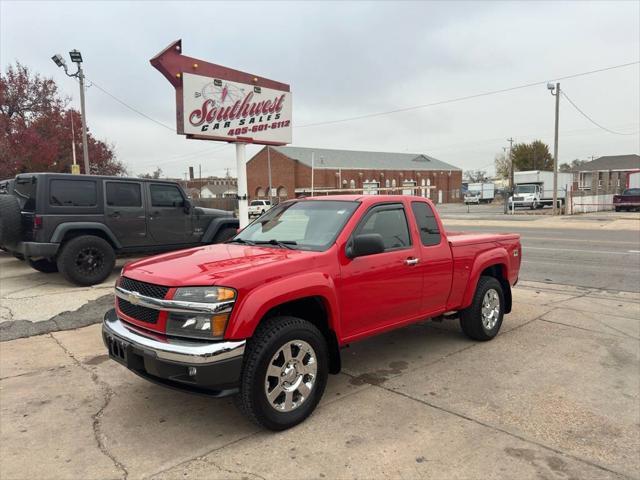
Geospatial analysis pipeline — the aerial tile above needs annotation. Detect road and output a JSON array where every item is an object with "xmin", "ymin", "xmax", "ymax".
[{"xmin": 442, "ymin": 222, "xmax": 640, "ymax": 292}]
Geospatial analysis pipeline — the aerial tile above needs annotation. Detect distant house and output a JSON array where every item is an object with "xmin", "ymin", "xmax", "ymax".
[
  {"xmin": 200, "ymin": 183, "xmax": 237, "ymax": 199},
  {"xmin": 247, "ymin": 146, "xmax": 463, "ymax": 203},
  {"xmin": 574, "ymin": 154, "xmax": 640, "ymax": 192}
]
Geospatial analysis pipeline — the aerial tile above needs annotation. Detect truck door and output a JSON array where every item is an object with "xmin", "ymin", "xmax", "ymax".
[
  {"xmin": 410, "ymin": 201, "xmax": 453, "ymax": 314},
  {"xmin": 339, "ymin": 203, "xmax": 423, "ymax": 338},
  {"xmin": 104, "ymin": 181, "xmax": 147, "ymax": 247},
  {"xmin": 147, "ymin": 183, "xmax": 191, "ymax": 245}
]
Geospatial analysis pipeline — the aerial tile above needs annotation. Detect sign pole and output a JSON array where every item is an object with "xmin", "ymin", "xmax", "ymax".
[{"xmin": 236, "ymin": 143, "xmax": 249, "ymax": 228}]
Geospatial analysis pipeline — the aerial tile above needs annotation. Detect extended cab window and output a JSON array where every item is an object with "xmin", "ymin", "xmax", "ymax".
[
  {"xmin": 411, "ymin": 202, "xmax": 441, "ymax": 246},
  {"xmin": 106, "ymin": 182, "xmax": 142, "ymax": 207},
  {"xmin": 357, "ymin": 205, "xmax": 411, "ymax": 251},
  {"xmin": 50, "ymin": 179, "xmax": 97, "ymax": 207},
  {"xmin": 150, "ymin": 184, "xmax": 184, "ymax": 207}
]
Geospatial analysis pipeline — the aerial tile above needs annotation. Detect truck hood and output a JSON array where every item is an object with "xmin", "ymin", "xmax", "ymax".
[{"xmin": 122, "ymin": 244, "xmax": 313, "ymax": 287}]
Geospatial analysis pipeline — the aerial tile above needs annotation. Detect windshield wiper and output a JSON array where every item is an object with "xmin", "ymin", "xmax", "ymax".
[
  {"xmin": 254, "ymin": 239, "xmax": 297, "ymax": 250},
  {"xmin": 225, "ymin": 238, "xmax": 256, "ymax": 246}
]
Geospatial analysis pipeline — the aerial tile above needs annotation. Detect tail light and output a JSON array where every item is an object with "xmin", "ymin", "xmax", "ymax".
[{"xmin": 33, "ymin": 215, "xmax": 43, "ymax": 230}]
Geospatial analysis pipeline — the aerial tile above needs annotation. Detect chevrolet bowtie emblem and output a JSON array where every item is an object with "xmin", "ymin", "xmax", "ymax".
[{"xmin": 128, "ymin": 293, "xmax": 141, "ymax": 305}]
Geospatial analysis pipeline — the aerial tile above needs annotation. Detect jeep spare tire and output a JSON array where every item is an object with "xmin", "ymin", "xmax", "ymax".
[
  {"xmin": 57, "ymin": 235, "xmax": 116, "ymax": 286},
  {"xmin": 0, "ymin": 195, "xmax": 22, "ymax": 247}
]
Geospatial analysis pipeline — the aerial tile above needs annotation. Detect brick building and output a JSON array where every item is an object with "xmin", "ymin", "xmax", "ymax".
[{"xmin": 247, "ymin": 146, "xmax": 463, "ymax": 203}]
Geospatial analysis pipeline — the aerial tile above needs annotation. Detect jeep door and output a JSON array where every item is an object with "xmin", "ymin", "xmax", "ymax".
[
  {"xmin": 147, "ymin": 183, "xmax": 192, "ymax": 244},
  {"xmin": 104, "ymin": 181, "xmax": 147, "ymax": 247}
]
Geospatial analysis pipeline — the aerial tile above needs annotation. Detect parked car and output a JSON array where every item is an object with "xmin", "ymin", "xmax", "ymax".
[
  {"xmin": 613, "ymin": 188, "xmax": 640, "ymax": 212},
  {"xmin": 0, "ymin": 173, "xmax": 238, "ymax": 285},
  {"xmin": 248, "ymin": 199, "xmax": 272, "ymax": 218},
  {"xmin": 103, "ymin": 194, "xmax": 521, "ymax": 430}
]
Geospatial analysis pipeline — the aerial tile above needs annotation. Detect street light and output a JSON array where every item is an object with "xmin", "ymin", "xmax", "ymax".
[
  {"xmin": 52, "ymin": 50, "xmax": 90, "ymax": 175},
  {"xmin": 548, "ymin": 82, "xmax": 560, "ymax": 215}
]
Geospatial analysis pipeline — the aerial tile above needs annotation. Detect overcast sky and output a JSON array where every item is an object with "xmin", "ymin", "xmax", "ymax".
[{"xmin": 1, "ymin": 0, "xmax": 639, "ymax": 179}]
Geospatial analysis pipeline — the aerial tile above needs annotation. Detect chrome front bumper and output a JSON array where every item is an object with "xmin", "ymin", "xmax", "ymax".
[{"xmin": 102, "ymin": 309, "xmax": 245, "ymax": 365}]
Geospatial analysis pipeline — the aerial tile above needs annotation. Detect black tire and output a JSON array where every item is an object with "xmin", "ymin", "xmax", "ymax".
[
  {"xmin": 56, "ymin": 235, "xmax": 116, "ymax": 286},
  {"xmin": 28, "ymin": 258, "xmax": 58, "ymax": 273},
  {"xmin": 0, "ymin": 195, "xmax": 22, "ymax": 247},
  {"xmin": 460, "ymin": 276, "xmax": 505, "ymax": 341},
  {"xmin": 235, "ymin": 316, "xmax": 329, "ymax": 431},
  {"xmin": 212, "ymin": 226, "xmax": 237, "ymax": 243}
]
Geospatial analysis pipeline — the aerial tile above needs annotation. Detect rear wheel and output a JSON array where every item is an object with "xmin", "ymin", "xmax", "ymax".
[
  {"xmin": 28, "ymin": 258, "xmax": 58, "ymax": 273},
  {"xmin": 235, "ymin": 316, "xmax": 328, "ymax": 431},
  {"xmin": 460, "ymin": 276, "xmax": 504, "ymax": 341},
  {"xmin": 57, "ymin": 235, "xmax": 116, "ymax": 286}
]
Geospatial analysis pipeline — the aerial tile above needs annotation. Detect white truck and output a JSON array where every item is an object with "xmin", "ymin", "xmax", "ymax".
[
  {"xmin": 509, "ymin": 170, "xmax": 573, "ymax": 209},
  {"xmin": 464, "ymin": 182, "xmax": 495, "ymax": 204},
  {"xmin": 248, "ymin": 199, "xmax": 272, "ymax": 218}
]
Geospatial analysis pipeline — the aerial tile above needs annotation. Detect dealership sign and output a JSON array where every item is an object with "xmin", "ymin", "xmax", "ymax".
[
  {"xmin": 183, "ymin": 73, "xmax": 292, "ymax": 144},
  {"xmin": 150, "ymin": 39, "xmax": 292, "ymax": 146}
]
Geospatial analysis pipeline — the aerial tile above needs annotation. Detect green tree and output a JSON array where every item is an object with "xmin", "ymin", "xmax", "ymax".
[
  {"xmin": 559, "ymin": 159, "xmax": 587, "ymax": 172},
  {"xmin": 511, "ymin": 140, "xmax": 553, "ymax": 171}
]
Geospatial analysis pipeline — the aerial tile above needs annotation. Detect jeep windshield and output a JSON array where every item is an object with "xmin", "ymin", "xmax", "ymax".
[{"xmin": 232, "ymin": 200, "xmax": 359, "ymax": 251}]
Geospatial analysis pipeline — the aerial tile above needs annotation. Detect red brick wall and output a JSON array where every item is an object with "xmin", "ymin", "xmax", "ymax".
[{"xmin": 247, "ymin": 147, "xmax": 463, "ymax": 203}]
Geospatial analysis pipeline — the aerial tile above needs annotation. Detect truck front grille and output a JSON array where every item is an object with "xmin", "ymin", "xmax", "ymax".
[
  {"xmin": 120, "ymin": 277, "xmax": 169, "ymax": 299},
  {"xmin": 117, "ymin": 298, "xmax": 159, "ymax": 324}
]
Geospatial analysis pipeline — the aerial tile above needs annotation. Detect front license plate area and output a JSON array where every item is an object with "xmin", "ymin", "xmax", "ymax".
[{"xmin": 106, "ymin": 335, "xmax": 129, "ymax": 365}]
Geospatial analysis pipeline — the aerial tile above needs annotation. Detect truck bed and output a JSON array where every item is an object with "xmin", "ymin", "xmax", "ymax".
[{"xmin": 446, "ymin": 231, "xmax": 520, "ymax": 247}]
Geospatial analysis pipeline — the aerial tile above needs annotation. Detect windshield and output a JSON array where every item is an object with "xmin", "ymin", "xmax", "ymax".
[
  {"xmin": 515, "ymin": 185, "xmax": 536, "ymax": 194},
  {"xmin": 234, "ymin": 200, "xmax": 359, "ymax": 251},
  {"xmin": 250, "ymin": 200, "xmax": 266, "ymax": 206},
  {"xmin": 622, "ymin": 188, "xmax": 640, "ymax": 196}
]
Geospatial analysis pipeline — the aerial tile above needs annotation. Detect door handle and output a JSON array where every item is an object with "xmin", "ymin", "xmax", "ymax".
[
  {"xmin": 108, "ymin": 211, "xmax": 120, "ymax": 218},
  {"xmin": 405, "ymin": 258, "xmax": 419, "ymax": 266}
]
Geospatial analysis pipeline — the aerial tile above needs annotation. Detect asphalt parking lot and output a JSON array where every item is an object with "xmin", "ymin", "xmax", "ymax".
[{"xmin": 1, "ymin": 214, "xmax": 639, "ymax": 479}]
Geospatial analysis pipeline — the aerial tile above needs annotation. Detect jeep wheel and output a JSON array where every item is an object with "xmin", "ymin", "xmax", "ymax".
[
  {"xmin": 235, "ymin": 316, "xmax": 328, "ymax": 431},
  {"xmin": 57, "ymin": 235, "xmax": 116, "ymax": 286},
  {"xmin": 460, "ymin": 276, "xmax": 504, "ymax": 341},
  {"xmin": 212, "ymin": 227, "xmax": 237, "ymax": 244},
  {"xmin": 28, "ymin": 258, "xmax": 59, "ymax": 273},
  {"xmin": 0, "ymin": 195, "xmax": 22, "ymax": 248}
]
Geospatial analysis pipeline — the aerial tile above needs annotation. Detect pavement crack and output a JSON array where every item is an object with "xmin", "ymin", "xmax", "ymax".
[
  {"xmin": 539, "ymin": 318, "xmax": 639, "ymax": 341},
  {"xmin": 204, "ymin": 460, "xmax": 267, "ymax": 480},
  {"xmin": 377, "ymin": 384, "xmax": 634, "ymax": 480},
  {"xmin": 49, "ymin": 333, "xmax": 129, "ymax": 480}
]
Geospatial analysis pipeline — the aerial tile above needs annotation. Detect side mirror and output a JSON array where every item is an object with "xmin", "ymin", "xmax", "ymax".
[
  {"xmin": 183, "ymin": 200, "xmax": 191, "ymax": 214},
  {"xmin": 346, "ymin": 233, "xmax": 385, "ymax": 258}
]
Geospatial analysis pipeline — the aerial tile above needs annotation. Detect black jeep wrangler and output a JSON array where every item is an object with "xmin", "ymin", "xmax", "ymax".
[{"xmin": 0, "ymin": 173, "xmax": 238, "ymax": 286}]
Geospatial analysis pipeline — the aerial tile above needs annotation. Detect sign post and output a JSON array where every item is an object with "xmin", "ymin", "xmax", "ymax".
[{"xmin": 150, "ymin": 40, "xmax": 292, "ymax": 227}]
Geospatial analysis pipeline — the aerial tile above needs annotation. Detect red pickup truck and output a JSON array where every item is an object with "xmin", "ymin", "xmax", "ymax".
[{"xmin": 103, "ymin": 195, "xmax": 521, "ymax": 430}]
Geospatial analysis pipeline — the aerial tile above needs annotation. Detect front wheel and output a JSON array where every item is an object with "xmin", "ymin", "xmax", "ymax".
[
  {"xmin": 460, "ymin": 276, "xmax": 504, "ymax": 341},
  {"xmin": 235, "ymin": 316, "xmax": 328, "ymax": 431}
]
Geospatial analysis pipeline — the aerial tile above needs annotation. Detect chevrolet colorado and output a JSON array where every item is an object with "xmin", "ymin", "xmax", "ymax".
[{"xmin": 103, "ymin": 195, "xmax": 521, "ymax": 430}]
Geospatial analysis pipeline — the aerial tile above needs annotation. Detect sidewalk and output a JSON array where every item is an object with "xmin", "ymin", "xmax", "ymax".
[{"xmin": 1, "ymin": 281, "xmax": 638, "ymax": 479}]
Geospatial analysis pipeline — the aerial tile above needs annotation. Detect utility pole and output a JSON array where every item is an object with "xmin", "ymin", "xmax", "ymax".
[
  {"xmin": 267, "ymin": 146, "xmax": 273, "ymax": 203},
  {"xmin": 51, "ymin": 50, "xmax": 90, "ymax": 174},
  {"xmin": 311, "ymin": 152, "xmax": 315, "ymax": 196},
  {"xmin": 548, "ymin": 82, "xmax": 560, "ymax": 215},
  {"xmin": 507, "ymin": 137, "xmax": 514, "ymax": 189},
  {"xmin": 199, "ymin": 164, "xmax": 202, "ymax": 198}
]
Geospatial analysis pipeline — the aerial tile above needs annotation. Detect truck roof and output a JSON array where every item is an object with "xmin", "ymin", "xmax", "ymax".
[{"xmin": 301, "ymin": 194, "xmax": 433, "ymax": 204}]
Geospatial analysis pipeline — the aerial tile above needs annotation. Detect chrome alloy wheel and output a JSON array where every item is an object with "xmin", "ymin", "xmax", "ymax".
[
  {"xmin": 264, "ymin": 340, "xmax": 317, "ymax": 412},
  {"xmin": 481, "ymin": 289, "xmax": 500, "ymax": 330}
]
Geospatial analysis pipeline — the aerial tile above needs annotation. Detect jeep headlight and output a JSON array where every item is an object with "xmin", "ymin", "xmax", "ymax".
[{"xmin": 166, "ymin": 287, "xmax": 236, "ymax": 340}]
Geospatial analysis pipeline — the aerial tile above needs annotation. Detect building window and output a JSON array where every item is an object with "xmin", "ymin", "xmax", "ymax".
[
  {"xmin": 391, "ymin": 179, "xmax": 397, "ymax": 188},
  {"xmin": 385, "ymin": 179, "xmax": 390, "ymax": 188},
  {"xmin": 277, "ymin": 186, "xmax": 288, "ymax": 198},
  {"xmin": 349, "ymin": 179, "xmax": 356, "ymax": 189},
  {"xmin": 256, "ymin": 187, "xmax": 265, "ymax": 197}
]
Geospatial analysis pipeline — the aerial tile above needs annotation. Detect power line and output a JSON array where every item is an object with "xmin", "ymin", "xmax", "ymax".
[
  {"xmin": 296, "ymin": 61, "xmax": 639, "ymax": 129},
  {"xmin": 560, "ymin": 90, "xmax": 639, "ymax": 136},
  {"xmin": 88, "ymin": 79, "xmax": 175, "ymax": 131}
]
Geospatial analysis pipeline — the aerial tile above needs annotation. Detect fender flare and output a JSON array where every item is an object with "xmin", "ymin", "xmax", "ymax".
[
  {"xmin": 225, "ymin": 271, "xmax": 340, "ymax": 340},
  {"xmin": 460, "ymin": 247, "xmax": 510, "ymax": 310},
  {"xmin": 202, "ymin": 217, "xmax": 239, "ymax": 243},
  {"xmin": 50, "ymin": 222, "xmax": 122, "ymax": 249}
]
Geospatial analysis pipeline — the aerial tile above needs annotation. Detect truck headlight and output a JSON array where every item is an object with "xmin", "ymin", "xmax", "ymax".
[{"xmin": 166, "ymin": 287, "xmax": 236, "ymax": 340}]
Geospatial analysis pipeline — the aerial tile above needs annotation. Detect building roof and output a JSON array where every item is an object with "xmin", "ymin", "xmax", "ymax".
[
  {"xmin": 202, "ymin": 183, "xmax": 237, "ymax": 195},
  {"xmin": 576, "ymin": 154, "xmax": 640, "ymax": 172},
  {"xmin": 271, "ymin": 146, "xmax": 461, "ymax": 171}
]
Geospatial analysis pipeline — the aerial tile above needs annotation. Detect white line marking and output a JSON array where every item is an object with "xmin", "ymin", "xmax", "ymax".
[{"xmin": 523, "ymin": 246, "xmax": 640, "ymax": 255}]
